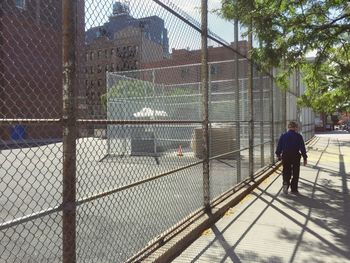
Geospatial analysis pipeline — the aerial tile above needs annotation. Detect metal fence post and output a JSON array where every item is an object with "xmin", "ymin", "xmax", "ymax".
[
  {"xmin": 208, "ymin": 64, "xmax": 212, "ymax": 159},
  {"xmin": 201, "ymin": 0, "xmax": 210, "ymax": 209},
  {"xmin": 282, "ymin": 83, "xmax": 287, "ymax": 131},
  {"xmin": 106, "ymin": 73, "xmax": 111, "ymax": 154},
  {"xmin": 259, "ymin": 71, "xmax": 264, "ymax": 167},
  {"xmin": 248, "ymin": 24, "xmax": 254, "ymax": 178},
  {"xmin": 152, "ymin": 69, "xmax": 157, "ymax": 155},
  {"xmin": 0, "ymin": 6, "xmax": 3, "ymax": 120},
  {"xmin": 234, "ymin": 19, "xmax": 241, "ymax": 183},
  {"xmin": 296, "ymin": 68, "xmax": 302, "ymax": 134},
  {"xmin": 62, "ymin": 0, "xmax": 77, "ymax": 262},
  {"xmin": 270, "ymin": 69, "xmax": 275, "ymax": 164}
]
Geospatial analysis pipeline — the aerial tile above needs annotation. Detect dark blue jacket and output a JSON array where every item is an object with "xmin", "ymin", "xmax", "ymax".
[{"xmin": 275, "ymin": 130, "xmax": 307, "ymax": 160}]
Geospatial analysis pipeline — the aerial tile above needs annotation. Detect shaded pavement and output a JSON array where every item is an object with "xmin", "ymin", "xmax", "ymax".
[{"xmin": 174, "ymin": 131, "xmax": 350, "ymax": 263}]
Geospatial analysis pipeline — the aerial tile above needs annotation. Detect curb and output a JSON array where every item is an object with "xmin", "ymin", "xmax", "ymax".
[{"xmin": 128, "ymin": 164, "xmax": 281, "ymax": 263}]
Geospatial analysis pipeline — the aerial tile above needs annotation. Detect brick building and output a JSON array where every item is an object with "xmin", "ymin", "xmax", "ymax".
[
  {"xmin": 0, "ymin": 0, "xmax": 85, "ymax": 141},
  {"xmin": 84, "ymin": 2, "xmax": 169, "ymax": 118},
  {"xmin": 141, "ymin": 41, "xmax": 250, "ymax": 86}
]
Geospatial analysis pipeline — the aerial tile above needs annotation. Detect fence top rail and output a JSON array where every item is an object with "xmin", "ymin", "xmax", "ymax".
[
  {"xmin": 109, "ymin": 58, "xmax": 255, "ymax": 77},
  {"xmin": 161, "ymin": 76, "xmax": 270, "ymax": 88},
  {"xmin": 108, "ymin": 77, "xmax": 270, "ymax": 88},
  {"xmin": 0, "ymin": 119, "xmax": 61, "ymax": 124},
  {"xmin": 76, "ymin": 119, "xmax": 203, "ymax": 125},
  {"xmin": 0, "ymin": 119, "xmax": 277, "ymax": 125},
  {"xmin": 107, "ymin": 73, "xmax": 160, "ymax": 87},
  {"xmin": 107, "ymin": 88, "xmax": 272, "ymax": 102}
]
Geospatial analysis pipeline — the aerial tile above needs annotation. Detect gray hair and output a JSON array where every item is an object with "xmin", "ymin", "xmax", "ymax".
[{"xmin": 288, "ymin": 121, "xmax": 298, "ymax": 129}]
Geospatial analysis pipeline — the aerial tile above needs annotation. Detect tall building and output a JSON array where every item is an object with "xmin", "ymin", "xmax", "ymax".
[
  {"xmin": 0, "ymin": 0, "xmax": 85, "ymax": 141},
  {"xmin": 86, "ymin": 2, "xmax": 169, "ymax": 55},
  {"xmin": 84, "ymin": 2, "xmax": 169, "ymax": 117}
]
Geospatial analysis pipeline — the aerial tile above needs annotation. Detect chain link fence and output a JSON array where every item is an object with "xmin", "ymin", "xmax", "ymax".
[{"xmin": 1, "ymin": 0, "xmax": 315, "ymax": 262}]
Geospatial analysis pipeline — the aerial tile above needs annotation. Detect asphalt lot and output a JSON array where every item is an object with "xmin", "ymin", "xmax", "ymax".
[{"xmin": 0, "ymin": 137, "xmax": 269, "ymax": 262}]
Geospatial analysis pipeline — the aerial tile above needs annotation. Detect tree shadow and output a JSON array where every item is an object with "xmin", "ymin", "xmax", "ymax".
[
  {"xmin": 177, "ymin": 135, "xmax": 350, "ymax": 262},
  {"xmin": 276, "ymin": 136, "xmax": 350, "ymax": 261}
]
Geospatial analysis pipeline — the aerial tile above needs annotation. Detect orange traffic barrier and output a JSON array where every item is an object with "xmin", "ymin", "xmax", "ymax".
[{"xmin": 177, "ymin": 145, "xmax": 183, "ymax": 157}]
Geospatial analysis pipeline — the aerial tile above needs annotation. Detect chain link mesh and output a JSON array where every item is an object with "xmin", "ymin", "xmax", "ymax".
[
  {"xmin": 1, "ymin": 0, "xmax": 64, "ymax": 262},
  {"xmin": 1, "ymin": 0, "xmax": 315, "ymax": 262}
]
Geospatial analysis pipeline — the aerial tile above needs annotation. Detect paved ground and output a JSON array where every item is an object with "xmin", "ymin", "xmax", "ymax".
[
  {"xmin": 0, "ymin": 137, "xmax": 266, "ymax": 262},
  {"xmin": 174, "ymin": 131, "xmax": 350, "ymax": 263}
]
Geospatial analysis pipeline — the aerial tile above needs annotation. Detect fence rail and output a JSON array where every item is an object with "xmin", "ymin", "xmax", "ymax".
[{"xmin": 0, "ymin": 0, "xmax": 314, "ymax": 262}]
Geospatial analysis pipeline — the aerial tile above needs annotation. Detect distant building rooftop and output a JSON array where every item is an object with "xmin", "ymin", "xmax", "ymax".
[{"xmin": 85, "ymin": 1, "xmax": 169, "ymax": 54}]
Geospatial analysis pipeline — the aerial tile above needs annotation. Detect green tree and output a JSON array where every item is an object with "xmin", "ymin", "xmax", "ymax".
[
  {"xmin": 219, "ymin": 0, "xmax": 350, "ymax": 113},
  {"xmin": 101, "ymin": 79, "xmax": 198, "ymax": 107},
  {"xmin": 299, "ymin": 46, "xmax": 350, "ymax": 114},
  {"xmin": 100, "ymin": 79, "xmax": 154, "ymax": 107}
]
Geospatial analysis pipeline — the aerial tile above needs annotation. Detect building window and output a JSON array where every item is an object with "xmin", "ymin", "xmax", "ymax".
[
  {"xmin": 180, "ymin": 68, "xmax": 189, "ymax": 78},
  {"xmin": 210, "ymin": 65, "xmax": 220, "ymax": 75},
  {"xmin": 111, "ymin": 49, "xmax": 115, "ymax": 56},
  {"xmin": 97, "ymin": 65, "xmax": 102, "ymax": 73},
  {"xmin": 98, "ymin": 79, "xmax": 102, "ymax": 86},
  {"xmin": 15, "ymin": 0, "xmax": 26, "ymax": 9},
  {"xmin": 211, "ymin": 84, "xmax": 219, "ymax": 92},
  {"xmin": 90, "ymin": 52, "xmax": 94, "ymax": 60},
  {"xmin": 105, "ymin": 50, "xmax": 108, "ymax": 58},
  {"xmin": 116, "ymin": 47, "xmax": 122, "ymax": 57}
]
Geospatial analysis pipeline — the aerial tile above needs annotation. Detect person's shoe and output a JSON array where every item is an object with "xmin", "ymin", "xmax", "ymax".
[
  {"xmin": 290, "ymin": 190, "xmax": 299, "ymax": 195},
  {"xmin": 282, "ymin": 185, "xmax": 288, "ymax": 194}
]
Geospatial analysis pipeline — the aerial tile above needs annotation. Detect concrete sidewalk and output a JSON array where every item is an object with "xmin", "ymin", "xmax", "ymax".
[{"xmin": 174, "ymin": 132, "xmax": 350, "ymax": 263}]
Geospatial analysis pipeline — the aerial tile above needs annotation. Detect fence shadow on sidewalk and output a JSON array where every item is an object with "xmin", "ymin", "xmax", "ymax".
[{"xmin": 177, "ymin": 135, "xmax": 350, "ymax": 262}]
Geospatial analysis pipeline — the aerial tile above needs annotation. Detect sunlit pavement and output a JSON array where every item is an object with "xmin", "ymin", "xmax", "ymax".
[{"xmin": 174, "ymin": 131, "xmax": 350, "ymax": 263}]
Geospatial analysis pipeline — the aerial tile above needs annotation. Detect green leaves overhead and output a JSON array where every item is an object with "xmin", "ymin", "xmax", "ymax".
[
  {"xmin": 299, "ymin": 47, "xmax": 350, "ymax": 114},
  {"xmin": 220, "ymin": 0, "xmax": 350, "ymax": 113}
]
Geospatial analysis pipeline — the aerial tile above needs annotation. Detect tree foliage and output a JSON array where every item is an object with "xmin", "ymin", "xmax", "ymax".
[
  {"xmin": 101, "ymin": 79, "xmax": 198, "ymax": 107},
  {"xmin": 299, "ymin": 46, "xmax": 350, "ymax": 114},
  {"xmin": 100, "ymin": 79, "xmax": 154, "ymax": 107},
  {"xmin": 219, "ymin": 0, "xmax": 350, "ymax": 113}
]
